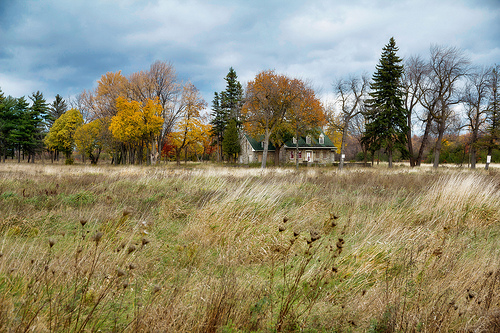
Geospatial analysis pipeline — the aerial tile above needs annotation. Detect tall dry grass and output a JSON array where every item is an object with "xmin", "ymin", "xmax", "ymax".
[{"xmin": 0, "ymin": 163, "xmax": 499, "ymax": 332}]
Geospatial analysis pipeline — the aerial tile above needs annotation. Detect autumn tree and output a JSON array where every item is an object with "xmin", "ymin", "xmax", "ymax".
[
  {"xmin": 92, "ymin": 71, "xmax": 129, "ymax": 119},
  {"xmin": 44, "ymin": 108, "xmax": 84, "ymax": 163},
  {"xmin": 169, "ymin": 83, "xmax": 207, "ymax": 165},
  {"xmin": 128, "ymin": 61, "xmax": 182, "ymax": 161},
  {"xmin": 287, "ymin": 82, "xmax": 325, "ymax": 169},
  {"xmin": 242, "ymin": 70, "xmax": 303, "ymax": 168},
  {"xmin": 363, "ymin": 37, "xmax": 408, "ymax": 168},
  {"xmin": 333, "ymin": 75, "xmax": 368, "ymax": 170},
  {"xmin": 75, "ymin": 119, "xmax": 108, "ymax": 164},
  {"xmin": 109, "ymin": 97, "xmax": 163, "ymax": 164}
]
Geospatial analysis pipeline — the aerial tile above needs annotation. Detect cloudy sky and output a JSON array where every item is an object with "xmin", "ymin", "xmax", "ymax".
[{"xmin": 1, "ymin": 0, "xmax": 499, "ymax": 108}]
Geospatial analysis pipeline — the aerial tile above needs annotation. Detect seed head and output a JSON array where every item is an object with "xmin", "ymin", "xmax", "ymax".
[
  {"xmin": 80, "ymin": 219, "xmax": 87, "ymax": 227},
  {"xmin": 153, "ymin": 285, "xmax": 161, "ymax": 293},
  {"xmin": 49, "ymin": 238, "xmax": 56, "ymax": 248},
  {"xmin": 123, "ymin": 281, "xmax": 129, "ymax": 289},
  {"xmin": 128, "ymin": 263, "xmax": 136, "ymax": 270},
  {"xmin": 122, "ymin": 208, "xmax": 133, "ymax": 217},
  {"xmin": 141, "ymin": 238, "xmax": 150, "ymax": 246},
  {"xmin": 127, "ymin": 244, "xmax": 136, "ymax": 254},
  {"xmin": 92, "ymin": 232, "xmax": 103, "ymax": 244},
  {"xmin": 116, "ymin": 269, "xmax": 126, "ymax": 277},
  {"xmin": 310, "ymin": 230, "xmax": 321, "ymax": 242},
  {"xmin": 283, "ymin": 217, "xmax": 288, "ymax": 223},
  {"xmin": 278, "ymin": 225, "xmax": 286, "ymax": 232}
]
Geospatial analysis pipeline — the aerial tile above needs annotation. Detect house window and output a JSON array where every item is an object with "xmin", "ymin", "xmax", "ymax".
[
  {"xmin": 290, "ymin": 151, "xmax": 294, "ymax": 159},
  {"xmin": 298, "ymin": 151, "xmax": 302, "ymax": 159},
  {"xmin": 319, "ymin": 134, "xmax": 324, "ymax": 145},
  {"xmin": 306, "ymin": 136, "xmax": 311, "ymax": 144},
  {"xmin": 261, "ymin": 141, "xmax": 265, "ymax": 148}
]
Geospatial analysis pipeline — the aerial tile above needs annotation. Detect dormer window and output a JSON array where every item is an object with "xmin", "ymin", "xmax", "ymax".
[
  {"xmin": 306, "ymin": 136, "xmax": 311, "ymax": 144},
  {"xmin": 319, "ymin": 134, "xmax": 324, "ymax": 145},
  {"xmin": 261, "ymin": 141, "xmax": 265, "ymax": 148},
  {"xmin": 292, "ymin": 137, "xmax": 297, "ymax": 144}
]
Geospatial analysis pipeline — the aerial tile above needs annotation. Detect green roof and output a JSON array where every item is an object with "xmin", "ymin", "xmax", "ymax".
[
  {"xmin": 244, "ymin": 129, "xmax": 337, "ymax": 151},
  {"xmin": 244, "ymin": 134, "xmax": 276, "ymax": 151},
  {"xmin": 284, "ymin": 129, "xmax": 336, "ymax": 149}
]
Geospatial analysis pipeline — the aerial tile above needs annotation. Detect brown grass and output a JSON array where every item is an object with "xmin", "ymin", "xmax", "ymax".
[{"xmin": 0, "ymin": 162, "xmax": 499, "ymax": 332}]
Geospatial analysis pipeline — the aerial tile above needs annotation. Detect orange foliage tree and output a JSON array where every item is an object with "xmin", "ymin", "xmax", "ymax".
[{"xmin": 242, "ymin": 70, "xmax": 325, "ymax": 167}]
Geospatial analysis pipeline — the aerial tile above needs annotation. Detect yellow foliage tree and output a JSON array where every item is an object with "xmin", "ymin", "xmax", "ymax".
[
  {"xmin": 74, "ymin": 119, "xmax": 109, "ymax": 164},
  {"xmin": 44, "ymin": 108, "xmax": 84, "ymax": 162},
  {"xmin": 169, "ymin": 83, "xmax": 207, "ymax": 165},
  {"xmin": 109, "ymin": 97, "xmax": 163, "ymax": 164}
]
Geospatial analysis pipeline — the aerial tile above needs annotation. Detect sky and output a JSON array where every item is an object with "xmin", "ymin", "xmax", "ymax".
[{"xmin": 1, "ymin": 0, "xmax": 499, "ymax": 110}]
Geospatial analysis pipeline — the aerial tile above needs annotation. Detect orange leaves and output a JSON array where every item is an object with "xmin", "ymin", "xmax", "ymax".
[
  {"xmin": 242, "ymin": 69, "xmax": 325, "ymax": 138},
  {"xmin": 109, "ymin": 97, "xmax": 163, "ymax": 145}
]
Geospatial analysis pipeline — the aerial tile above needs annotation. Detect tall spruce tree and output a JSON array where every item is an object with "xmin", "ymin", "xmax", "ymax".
[
  {"xmin": 209, "ymin": 92, "xmax": 227, "ymax": 161},
  {"xmin": 210, "ymin": 67, "xmax": 243, "ymax": 162},
  {"xmin": 222, "ymin": 118, "xmax": 241, "ymax": 162},
  {"xmin": 220, "ymin": 67, "xmax": 244, "ymax": 121},
  {"xmin": 47, "ymin": 94, "xmax": 68, "ymax": 128},
  {"xmin": 362, "ymin": 37, "xmax": 408, "ymax": 167}
]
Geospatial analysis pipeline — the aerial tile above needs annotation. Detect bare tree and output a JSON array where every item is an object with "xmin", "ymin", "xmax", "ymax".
[
  {"xmin": 402, "ymin": 55, "xmax": 427, "ymax": 166},
  {"xmin": 485, "ymin": 65, "xmax": 500, "ymax": 169},
  {"xmin": 462, "ymin": 66, "xmax": 492, "ymax": 168},
  {"xmin": 421, "ymin": 45, "xmax": 469, "ymax": 168},
  {"xmin": 334, "ymin": 75, "xmax": 369, "ymax": 170},
  {"xmin": 128, "ymin": 61, "xmax": 183, "ymax": 163}
]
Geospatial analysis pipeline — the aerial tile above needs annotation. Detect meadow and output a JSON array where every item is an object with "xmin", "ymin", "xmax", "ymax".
[{"xmin": 0, "ymin": 162, "xmax": 499, "ymax": 332}]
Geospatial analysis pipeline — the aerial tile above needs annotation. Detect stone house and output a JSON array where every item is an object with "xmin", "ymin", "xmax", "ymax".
[{"xmin": 239, "ymin": 129, "xmax": 337, "ymax": 165}]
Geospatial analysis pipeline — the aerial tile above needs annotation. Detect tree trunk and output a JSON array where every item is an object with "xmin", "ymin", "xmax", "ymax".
[
  {"xmin": 416, "ymin": 111, "xmax": 433, "ymax": 166},
  {"xmin": 261, "ymin": 127, "xmax": 270, "ymax": 169},
  {"xmin": 387, "ymin": 143, "xmax": 393, "ymax": 168},
  {"xmin": 339, "ymin": 122, "xmax": 348, "ymax": 170},
  {"xmin": 433, "ymin": 119, "xmax": 446, "ymax": 168},
  {"xmin": 273, "ymin": 143, "xmax": 281, "ymax": 166}
]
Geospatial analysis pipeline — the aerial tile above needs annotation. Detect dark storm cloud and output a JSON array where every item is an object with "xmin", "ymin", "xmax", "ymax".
[{"xmin": 0, "ymin": 0, "xmax": 498, "ymax": 105}]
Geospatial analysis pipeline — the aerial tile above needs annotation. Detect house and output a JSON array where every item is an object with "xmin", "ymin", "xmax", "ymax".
[{"xmin": 239, "ymin": 129, "xmax": 337, "ymax": 165}]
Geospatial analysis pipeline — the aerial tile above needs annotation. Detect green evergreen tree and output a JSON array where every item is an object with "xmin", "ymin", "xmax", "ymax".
[
  {"xmin": 362, "ymin": 37, "xmax": 408, "ymax": 168},
  {"xmin": 209, "ymin": 92, "xmax": 227, "ymax": 161},
  {"xmin": 222, "ymin": 118, "xmax": 241, "ymax": 162},
  {"xmin": 0, "ymin": 90, "xmax": 17, "ymax": 162},
  {"xmin": 220, "ymin": 67, "xmax": 244, "ymax": 121},
  {"xmin": 47, "ymin": 94, "xmax": 68, "ymax": 128},
  {"xmin": 210, "ymin": 68, "xmax": 243, "ymax": 161}
]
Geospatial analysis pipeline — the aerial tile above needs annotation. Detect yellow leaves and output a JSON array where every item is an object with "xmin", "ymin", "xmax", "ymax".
[
  {"xmin": 44, "ymin": 108, "xmax": 84, "ymax": 153},
  {"xmin": 109, "ymin": 97, "xmax": 163, "ymax": 145},
  {"xmin": 75, "ymin": 118, "xmax": 106, "ymax": 155}
]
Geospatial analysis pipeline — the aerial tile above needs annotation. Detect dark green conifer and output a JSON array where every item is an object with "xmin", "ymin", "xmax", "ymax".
[{"xmin": 362, "ymin": 37, "xmax": 408, "ymax": 167}]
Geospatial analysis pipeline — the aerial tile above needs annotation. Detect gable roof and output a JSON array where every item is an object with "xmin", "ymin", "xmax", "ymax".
[
  {"xmin": 284, "ymin": 129, "xmax": 337, "ymax": 149},
  {"xmin": 244, "ymin": 134, "xmax": 276, "ymax": 152},
  {"xmin": 244, "ymin": 129, "xmax": 337, "ymax": 151}
]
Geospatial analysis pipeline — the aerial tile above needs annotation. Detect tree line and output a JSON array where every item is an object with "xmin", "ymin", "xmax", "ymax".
[
  {"xmin": 1, "ymin": 39, "xmax": 498, "ymax": 169},
  {"xmin": 330, "ymin": 38, "xmax": 499, "ymax": 169}
]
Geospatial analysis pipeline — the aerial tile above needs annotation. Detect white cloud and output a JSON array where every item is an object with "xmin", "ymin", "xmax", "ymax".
[{"xmin": 0, "ymin": 73, "xmax": 41, "ymax": 98}]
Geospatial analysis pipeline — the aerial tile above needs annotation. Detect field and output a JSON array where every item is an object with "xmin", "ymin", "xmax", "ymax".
[{"xmin": 0, "ymin": 162, "xmax": 500, "ymax": 332}]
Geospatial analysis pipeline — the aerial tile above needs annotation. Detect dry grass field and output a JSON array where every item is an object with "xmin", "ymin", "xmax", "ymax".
[{"xmin": 0, "ymin": 162, "xmax": 500, "ymax": 332}]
